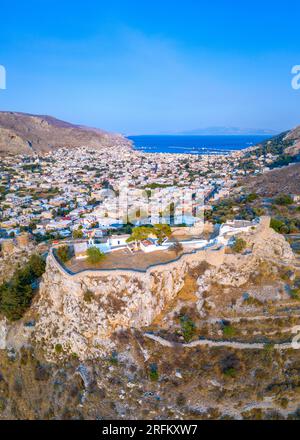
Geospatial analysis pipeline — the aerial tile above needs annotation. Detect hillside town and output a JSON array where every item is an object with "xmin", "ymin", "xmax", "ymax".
[{"xmin": 0, "ymin": 142, "xmax": 281, "ymax": 252}]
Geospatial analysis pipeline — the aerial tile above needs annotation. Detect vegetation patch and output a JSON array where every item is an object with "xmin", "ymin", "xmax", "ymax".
[
  {"xmin": 289, "ymin": 288, "xmax": 300, "ymax": 301},
  {"xmin": 179, "ymin": 315, "xmax": 196, "ymax": 342},
  {"xmin": 57, "ymin": 245, "xmax": 71, "ymax": 263},
  {"xmin": 0, "ymin": 254, "xmax": 46, "ymax": 321},
  {"xmin": 222, "ymin": 324, "xmax": 236, "ymax": 338},
  {"xmin": 232, "ymin": 237, "xmax": 247, "ymax": 253},
  {"xmin": 87, "ymin": 247, "xmax": 105, "ymax": 264},
  {"xmin": 149, "ymin": 363, "xmax": 159, "ymax": 381},
  {"xmin": 83, "ymin": 290, "xmax": 95, "ymax": 303}
]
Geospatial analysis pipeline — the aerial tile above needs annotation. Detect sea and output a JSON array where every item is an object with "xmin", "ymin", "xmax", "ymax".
[{"xmin": 127, "ymin": 135, "xmax": 271, "ymax": 155}]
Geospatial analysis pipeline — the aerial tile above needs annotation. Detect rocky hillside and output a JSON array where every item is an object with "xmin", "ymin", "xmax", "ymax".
[
  {"xmin": 246, "ymin": 124, "xmax": 300, "ymax": 167},
  {"xmin": 0, "ymin": 112, "xmax": 131, "ymax": 155},
  {"xmin": 0, "ymin": 218, "xmax": 299, "ymax": 420},
  {"xmin": 242, "ymin": 162, "xmax": 300, "ymax": 197},
  {"xmin": 284, "ymin": 125, "xmax": 300, "ymax": 156},
  {"xmin": 30, "ymin": 218, "xmax": 295, "ymax": 361}
]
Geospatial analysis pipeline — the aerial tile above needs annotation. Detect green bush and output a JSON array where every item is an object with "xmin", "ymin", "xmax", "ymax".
[
  {"xmin": 180, "ymin": 315, "xmax": 196, "ymax": 342},
  {"xmin": 57, "ymin": 245, "xmax": 71, "ymax": 263},
  {"xmin": 0, "ymin": 282, "xmax": 32, "ymax": 321},
  {"xmin": 110, "ymin": 351, "xmax": 118, "ymax": 365},
  {"xmin": 270, "ymin": 218, "xmax": 286, "ymax": 233},
  {"xmin": 263, "ymin": 342, "xmax": 275, "ymax": 359},
  {"xmin": 232, "ymin": 237, "xmax": 247, "ymax": 253},
  {"xmin": 223, "ymin": 367, "xmax": 237, "ymax": 378},
  {"xmin": 149, "ymin": 364, "xmax": 159, "ymax": 381},
  {"xmin": 223, "ymin": 325, "xmax": 236, "ymax": 338},
  {"xmin": 87, "ymin": 247, "xmax": 105, "ymax": 264},
  {"xmin": 246, "ymin": 193, "xmax": 258, "ymax": 203},
  {"xmin": 176, "ymin": 393, "xmax": 187, "ymax": 407},
  {"xmin": 274, "ymin": 194, "xmax": 293, "ymax": 206},
  {"xmin": 55, "ymin": 344, "xmax": 63, "ymax": 354},
  {"xmin": 0, "ymin": 254, "xmax": 45, "ymax": 321},
  {"xmin": 290, "ymin": 289, "xmax": 300, "ymax": 301},
  {"xmin": 73, "ymin": 229, "xmax": 83, "ymax": 239},
  {"xmin": 83, "ymin": 290, "xmax": 95, "ymax": 303},
  {"xmin": 244, "ymin": 296, "xmax": 263, "ymax": 307},
  {"xmin": 0, "ymin": 398, "xmax": 6, "ymax": 412},
  {"xmin": 28, "ymin": 254, "xmax": 46, "ymax": 278}
]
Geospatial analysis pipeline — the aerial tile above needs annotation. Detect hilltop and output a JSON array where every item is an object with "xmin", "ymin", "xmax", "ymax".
[{"xmin": 0, "ymin": 112, "xmax": 131, "ymax": 155}]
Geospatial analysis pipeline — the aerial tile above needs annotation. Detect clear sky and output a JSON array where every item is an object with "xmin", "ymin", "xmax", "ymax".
[{"xmin": 0, "ymin": 0, "xmax": 300, "ymax": 134}]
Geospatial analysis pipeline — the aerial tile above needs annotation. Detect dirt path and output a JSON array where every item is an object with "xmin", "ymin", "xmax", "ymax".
[
  {"xmin": 207, "ymin": 312, "xmax": 300, "ymax": 324},
  {"xmin": 144, "ymin": 333, "xmax": 293, "ymax": 350}
]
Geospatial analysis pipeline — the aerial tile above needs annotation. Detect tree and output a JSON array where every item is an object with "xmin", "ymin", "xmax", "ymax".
[
  {"xmin": 126, "ymin": 226, "xmax": 153, "ymax": 244},
  {"xmin": 28, "ymin": 254, "xmax": 46, "ymax": 278},
  {"xmin": 57, "ymin": 245, "xmax": 70, "ymax": 263},
  {"xmin": 153, "ymin": 224, "xmax": 172, "ymax": 244},
  {"xmin": 232, "ymin": 237, "xmax": 247, "ymax": 253},
  {"xmin": 245, "ymin": 193, "xmax": 258, "ymax": 203},
  {"xmin": 87, "ymin": 247, "xmax": 105, "ymax": 264},
  {"xmin": 0, "ymin": 281, "xmax": 33, "ymax": 321},
  {"xmin": 274, "ymin": 194, "xmax": 293, "ymax": 206},
  {"xmin": 73, "ymin": 229, "xmax": 83, "ymax": 239},
  {"xmin": 270, "ymin": 218, "xmax": 286, "ymax": 234},
  {"xmin": 0, "ymin": 253, "xmax": 46, "ymax": 321},
  {"xmin": 180, "ymin": 315, "xmax": 196, "ymax": 342}
]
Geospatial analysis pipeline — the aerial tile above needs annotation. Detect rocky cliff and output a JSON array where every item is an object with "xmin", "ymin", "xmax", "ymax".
[
  {"xmin": 34, "ymin": 251, "xmax": 215, "ymax": 360},
  {"xmin": 31, "ymin": 220, "xmax": 295, "ymax": 361},
  {"xmin": 0, "ymin": 112, "xmax": 131, "ymax": 155},
  {"xmin": 0, "ymin": 222, "xmax": 298, "ymax": 420}
]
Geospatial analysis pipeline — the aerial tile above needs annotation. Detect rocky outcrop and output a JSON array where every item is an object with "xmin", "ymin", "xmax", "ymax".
[
  {"xmin": 34, "ymin": 253, "xmax": 207, "ymax": 360},
  {"xmin": 33, "ymin": 223, "xmax": 295, "ymax": 361},
  {"xmin": 249, "ymin": 228, "xmax": 295, "ymax": 264}
]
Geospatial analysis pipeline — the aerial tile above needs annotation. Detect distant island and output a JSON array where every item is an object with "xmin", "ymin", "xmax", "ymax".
[{"xmin": 156, "ymin": 127, "xmax": 281, "ymax": 136}]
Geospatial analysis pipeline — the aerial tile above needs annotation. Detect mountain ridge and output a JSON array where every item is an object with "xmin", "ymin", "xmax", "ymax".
[{"xmin": 0, "ymin": 111, "xmax": 131, "ymax": 155}]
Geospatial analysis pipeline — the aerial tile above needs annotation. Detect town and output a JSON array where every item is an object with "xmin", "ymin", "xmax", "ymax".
[{"xmin": 0, "ymin": 141, "xmax": 280, "ymax": 255}]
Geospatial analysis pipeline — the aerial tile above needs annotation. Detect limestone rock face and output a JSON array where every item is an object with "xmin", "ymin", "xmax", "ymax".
[
  {"xmin": 246, "ymin": 220, "xmax": 295, "ymax": 264},
  {"xmin": 33, "ymin": 225, "xmax": 295, "ymax": 361},
  {"xmin": 0, "ymin": 319, "xmax": 8, "ymax": 350},
  {"xmin": 34, "ymin": 256, "xmax": 194, "ymax": 360},
  {"xmin": 211, "ymin": 254, "xmax": 260, "ymax": 287}
]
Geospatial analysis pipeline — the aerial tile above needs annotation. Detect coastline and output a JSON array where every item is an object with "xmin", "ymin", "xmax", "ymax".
[{"xmin": 127, "ymin": 134, "xmax": 271, "ymax": 155}]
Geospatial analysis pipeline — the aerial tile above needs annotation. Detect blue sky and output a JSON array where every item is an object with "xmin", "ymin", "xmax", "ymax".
[{"xmin": 0, "ymin": 0, "xmax": 300, "ymax": 134}]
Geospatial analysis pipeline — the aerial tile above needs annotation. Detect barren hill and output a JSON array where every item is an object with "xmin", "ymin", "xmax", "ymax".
[
  {"xmin": 284, "ymin": 125, "xmax": 300, "ymax": 156},
  {"xmin": 242, "ymin": 162, "xmax": 300, "ymax": 197},
  {"xmin": 247, "ymin": 124, "xmax": 300, "ymax": 160},
  {"xmin": 0, "ymin": 111, "xmax": 130, "ymax": 155}
]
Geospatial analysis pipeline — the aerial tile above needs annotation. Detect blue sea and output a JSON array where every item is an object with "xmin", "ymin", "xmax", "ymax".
[{"xmin": 127, "ymin": 135, "xmax": 271, "ymax": 155}]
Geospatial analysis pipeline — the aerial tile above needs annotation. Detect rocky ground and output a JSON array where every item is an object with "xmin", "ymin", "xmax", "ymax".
[{"xmin": 242, "ymin": 163, "xmax": 300, "ymax": 197}]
